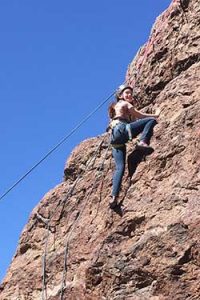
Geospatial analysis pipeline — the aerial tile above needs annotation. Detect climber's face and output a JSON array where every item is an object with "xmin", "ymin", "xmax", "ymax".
[{"xmin": 121, "ymin": 88, "xmax": 133, "ymax": 103}]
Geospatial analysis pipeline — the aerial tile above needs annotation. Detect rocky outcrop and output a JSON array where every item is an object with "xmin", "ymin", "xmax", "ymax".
[
  {"xmin": 127, "ymin": 0, "xmax": 200, "ymax": 107},
  {"xmin": 0, "ymin": 0, "xmax": 200, "ymax": 299}
]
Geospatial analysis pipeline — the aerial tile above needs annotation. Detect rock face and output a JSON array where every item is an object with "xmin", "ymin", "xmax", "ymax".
[{"xmin": 1, "ymin": 0, "xmax": 200, "ymax": 299}]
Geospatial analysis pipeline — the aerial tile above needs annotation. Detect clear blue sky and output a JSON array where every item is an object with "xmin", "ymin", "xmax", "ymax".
[{"xmin": 0, "ymin": 0, "xmax": 171, "ymax": 281}]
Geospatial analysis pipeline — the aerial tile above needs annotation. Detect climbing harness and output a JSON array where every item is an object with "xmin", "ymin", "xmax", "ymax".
[
  {"xmin": 111, "ymin": 144, "xmax": 125, "ymax": 149},
  {"xmin": 109, "ymin": 119, "xmax": 133, "ymax": 148}
]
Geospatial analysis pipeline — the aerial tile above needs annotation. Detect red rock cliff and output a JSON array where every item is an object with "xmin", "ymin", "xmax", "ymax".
[{"xmin": 1, "ymin": 0, "xmax": 200, "ymax": 299}]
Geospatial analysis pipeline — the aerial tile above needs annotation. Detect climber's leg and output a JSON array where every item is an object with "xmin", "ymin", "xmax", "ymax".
[
  {"xmin": 130, "ymin": 117, "xmax": 157, "ymax": 144},
  {"xmin": 111, "ymin": 145, "xmax": 126, "ymax": 200}
]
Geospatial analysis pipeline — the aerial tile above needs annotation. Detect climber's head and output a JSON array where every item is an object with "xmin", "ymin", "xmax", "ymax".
[{"xmin": 115, "ymin": 84, "xmax": 133, "ymax": 103}]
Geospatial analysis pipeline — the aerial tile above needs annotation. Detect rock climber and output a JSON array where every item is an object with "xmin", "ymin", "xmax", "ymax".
[{"xmin": 108, "ymin": 84, "xmax": 160, "ymax": 208}]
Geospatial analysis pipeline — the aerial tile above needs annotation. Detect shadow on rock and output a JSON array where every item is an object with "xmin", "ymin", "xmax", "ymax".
[
  {"xmin": 111, "ymin": 202, "xmax": 124, "ymax": 217},
  {"xmin": 117, "ymin": 148, "xmax": 152, "ymax": 208},
  {"xmin": 127, "ymin": 148, "xmax": 148, "ymax": 178}
]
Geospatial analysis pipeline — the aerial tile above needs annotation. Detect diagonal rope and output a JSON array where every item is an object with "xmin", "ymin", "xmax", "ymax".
[
  {"xmin": 0, "ymin": 0, "xmax": 188, "ymax": 204},
  {"xmin": 0, "ymin": 91, "xmax": 115, "ymax": 202},
  {"xmin": 0, "ymin": 59, "xmax": 142, "ymax": 204}
]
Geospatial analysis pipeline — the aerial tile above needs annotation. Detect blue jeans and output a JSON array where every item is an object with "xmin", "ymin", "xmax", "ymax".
[{"xmin": 112, "ymin": 117, "xmax": 157, "ymax": 196}]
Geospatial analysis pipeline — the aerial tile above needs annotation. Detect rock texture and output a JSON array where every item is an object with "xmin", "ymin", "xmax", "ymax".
[{"xmin": 1, "ymin": 0, "xmax": 200, "ymax": 299}]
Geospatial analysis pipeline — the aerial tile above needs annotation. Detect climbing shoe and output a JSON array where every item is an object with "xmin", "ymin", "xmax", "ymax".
[
  {"xmin": 136, "ymin": 141, "xmax": 154, "ymax": 155},
  {"xmin": 109, "ymin": 197, "xmax": 118, "ymax": 209}
]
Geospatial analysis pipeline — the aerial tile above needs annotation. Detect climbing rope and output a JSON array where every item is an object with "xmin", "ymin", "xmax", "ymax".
[
  {"xmin": 41, "ymin": 2, "xmax": 192, "ymax": 298},
  {"xmin": 0, "ymin": 67, "xmax": 140, "ymax": 204},
  {"xmin": 41, "ymin": 136, "xmax": 109, "ymax": 300},
  {"xmin": 0, "ymin": 90, "xmax": 115, "ymax": 202},
  {"xmin": 2, "ymin": 3, "xmax": 190, "ymax": 295},
  {"xmin": 59, "ymin": 138, "xmax": 110, "ymax": 299}
]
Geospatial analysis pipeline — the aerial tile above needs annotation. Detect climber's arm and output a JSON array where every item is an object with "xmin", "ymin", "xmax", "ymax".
[{"xmin": 130, "ymin": 107, "xmax": 161, "ymax": 119}]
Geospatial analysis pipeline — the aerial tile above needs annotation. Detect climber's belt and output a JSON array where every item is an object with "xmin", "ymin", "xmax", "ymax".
[
  {"xmin": 112, "ymin": 143, "xmax": 125, "ymax": 149},
  {"xmin": 110, "ymin": 120, "xmax": 133, "ymax": 148}
]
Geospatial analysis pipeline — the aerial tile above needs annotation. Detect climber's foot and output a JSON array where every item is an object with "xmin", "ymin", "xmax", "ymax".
[
  {"xmin": 109, "ymin": 196, "xmax": 118, "ymax": 209},
  {"xmin": 136, "ymin": 141, "xmax": 154, "ymax": 155}
]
